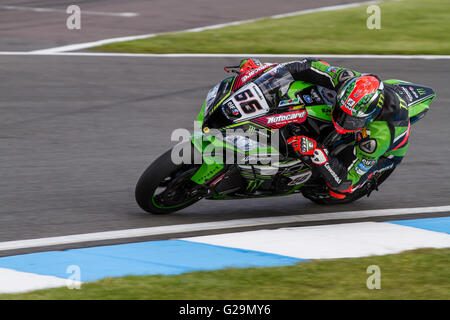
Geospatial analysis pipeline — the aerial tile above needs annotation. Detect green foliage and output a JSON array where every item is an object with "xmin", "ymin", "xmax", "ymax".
[{"xmin": 92, "ymin": 0, "xmax": 450, "ymax": 55}]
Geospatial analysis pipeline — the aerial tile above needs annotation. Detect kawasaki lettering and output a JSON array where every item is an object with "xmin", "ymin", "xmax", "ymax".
[{"xmin": 324, "ymin": 163, "xmax": 342, "ymax": 184}]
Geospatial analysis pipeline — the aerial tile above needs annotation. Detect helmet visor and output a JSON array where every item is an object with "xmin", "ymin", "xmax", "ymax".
[{"xmin": 332, "ymin": 105, "xmax": 368, "ymax": 133}]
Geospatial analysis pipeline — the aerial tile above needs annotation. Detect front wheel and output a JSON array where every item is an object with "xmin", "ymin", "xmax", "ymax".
[{"xmin": 135, "ymin": 147, "xmax": 203, "ymax": 214}]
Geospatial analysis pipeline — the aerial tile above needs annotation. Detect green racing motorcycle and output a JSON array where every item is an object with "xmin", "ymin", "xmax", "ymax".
[{"xmin": 135, "ymin": 62, "xmax": 435, "ymax": 214}]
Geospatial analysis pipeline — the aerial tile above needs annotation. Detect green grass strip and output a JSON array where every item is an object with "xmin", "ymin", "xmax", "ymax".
[
  {"xmin": 1, "ymin": 248, "xmax": 448, "ymax": 300},
  {"xmin": 91, "ymin": 0, "xmax": 450, "ymax": 55}
]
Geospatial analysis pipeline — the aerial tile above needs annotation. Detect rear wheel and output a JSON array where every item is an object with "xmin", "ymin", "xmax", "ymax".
[{"xmin": 135, "ymin": 147, "xmax": 203, "ymax": 214}]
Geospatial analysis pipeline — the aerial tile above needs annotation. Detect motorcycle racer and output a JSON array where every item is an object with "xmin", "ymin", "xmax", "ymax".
[{"xmin": 280, "ymin": 58, "xmax": 411, "ymax": 200}]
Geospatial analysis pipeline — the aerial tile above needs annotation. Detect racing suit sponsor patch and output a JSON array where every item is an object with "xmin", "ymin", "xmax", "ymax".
[
  {"xmin": 359, "ymin": 139, "xmax": 377, "ymax": 154},
  {"xmin": 311, "ymin": 148, "xmax": 328, "ymax": 165},
  {"xmin": 355, "ymin": 161, "xmax": 373, "ymax": 175},
  {"xmin": 326, "ymin": 66, "xmax": 338, "ymax": 72},
  {"xmin": 338, "ymin": 70, "xmax": 356, "ymax": 83},
  {"xmin": 324, "ymin": 162, "xmax": 342, "ymax": 184}
]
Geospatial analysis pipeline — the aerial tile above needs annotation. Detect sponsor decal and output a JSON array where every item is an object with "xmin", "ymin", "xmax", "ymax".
[
  {"xmin": 373, "ymin": 163, "xmax": 394, "ymax": 174},
  {"xmin": 209, "ymin": 173, "xmax": 226, "ymax": 188},
  {"xmin": 233, "ymin": 64, "xmax": 274, "ymax": 90},
  {"xmin": 359, "ymin": 139, "xmax": 377, "ymax": 154},
  {"xmin": 324, "ymin": 162, "xmax": 342, "ymax": 184},
  {"xmin": 355, "ymin": 159, "xmax": 374, "ymax": 175},
  {"xmin": 326, "ymin": 66, "xmax": 338, "ymax": 72},
  {"xmin": 224, "ymin": 135, "xmax": 259, "ymax": 152},
  {"xmin": 355, "ymin": 166, "xmax": 366, "ymax": 176},
  {"xmin": 311, "ymin": 148, "xmax": 328, "ymax": 165},
  {"xmin": 241, "ymin": 65, "xmax": 268, "ymax": 83},
  {"xmin": 338, "ymin": 70, "xmax": 355, "ymax": 82},
  {"xmin": 303, "ymin": 95, "xmax": 313, "ymax": 104},
  {"xmin": 409, "ymin": 86, "xmax": 419, "ymax": 99},
  {"xmin": 226, "ymin": 100, "xmax": 237, "ymax": 110},
  {"xmin": 342, "ymin": 97, "xmax": 358, "ymax": 114},
  {"xmin": 278, "ymin": 98, "xmax": 301, "ymax": 107},
  {"xmin": 361, "ymin": 158, "xmax": 376, "ymax": 167},
  {"xmin": 288, "ymin": 170, "xmax": 313, "ymax": 186},
  {"xmin": 416, "ymin": 88, "xmax": 427, "ymax": 96},
  {"xmin": 289, "ymin": 105, "xmax": 304, "ymax": 111},
  {"xmin": 346, "ymin": 98, "xmax": 356, "ymax": 107},
  {"xmin": 401, "ymin": 87, "xmax": 413, "ymax": 101},
  {"xmin": 310, "ymin": 89, "xmax": 322, "ymax": 103},
  {"xmin": 253, "ymin": 86, "xmax": 264, "ymax": 100},
  {"xmin": 223, "ymin": 100, "xmax": 241, "ymax": 118}
]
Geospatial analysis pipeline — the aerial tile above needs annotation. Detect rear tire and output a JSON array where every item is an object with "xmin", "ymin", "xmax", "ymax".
[{"xmin": 135, "ymin": 147, "xmax": 202, "ymax": 214}]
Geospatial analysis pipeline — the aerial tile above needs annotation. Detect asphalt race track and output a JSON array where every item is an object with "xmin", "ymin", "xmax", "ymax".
[
  {"xmin": 0, "ymin": 0, "xmax": 360, "ymax": 51},
  {"xmin": 0, "ymin": 55, "xmax": 449, "ymax": 255}
]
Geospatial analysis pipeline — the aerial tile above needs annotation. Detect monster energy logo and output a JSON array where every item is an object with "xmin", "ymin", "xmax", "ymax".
[
  {"xmin": 246, "ymin": 179, "xmax": 264, "ymax": 192},
  {"xmin": 399, "ymin": 99, "xmax": 408, "ymax": 110},
  {"xmin": 417, "ymin": 88, "xmax": 427, "ymax": 96},
  {"xmin": 324, "ymin": 163, "xmax": 342, "ymax": 184},
  {"xmin": 247, "ymin": 125, "xmax": 257, "ymax": 135},
  {"xmin": 376, "ymin": 93, "xmax": 384, "ymax": 109}
]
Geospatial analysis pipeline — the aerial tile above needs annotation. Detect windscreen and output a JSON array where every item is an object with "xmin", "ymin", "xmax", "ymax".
[
  {"xmin": 204, "ymin": 77, "xmax": 234, "ymax": 117},
  {"xmin": 252, "ymin": 64, "xmax": 295, "ymax": 107}
]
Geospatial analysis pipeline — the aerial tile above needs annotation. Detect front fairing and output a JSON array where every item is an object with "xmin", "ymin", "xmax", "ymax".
[{"xmin": 202, "ymin": 65, "xmax": 298, "ymax": 126}]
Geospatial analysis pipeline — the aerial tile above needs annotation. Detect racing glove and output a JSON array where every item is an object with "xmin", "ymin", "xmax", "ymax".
[
  {"xmin": 287, "ymin": 136, "xmax": 328, "ymax": 165},
  {"xmin": 287, "ymin": 136, "xmax": 353, "ymax": 194}
]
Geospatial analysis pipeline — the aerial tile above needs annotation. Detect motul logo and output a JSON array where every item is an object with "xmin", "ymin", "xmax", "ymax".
[
  {"xmin": 266, "ymin": 111, "xmax": 306, "ymax": 124},
  {"xmin": 241, "ymin": 66, "xmax": 268, "ymax": 83}
]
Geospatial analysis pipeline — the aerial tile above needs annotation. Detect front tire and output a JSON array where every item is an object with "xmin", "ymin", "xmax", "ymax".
[{"xmin": 135, "ymin": 147, "xmax": 202, "ymax": 214}]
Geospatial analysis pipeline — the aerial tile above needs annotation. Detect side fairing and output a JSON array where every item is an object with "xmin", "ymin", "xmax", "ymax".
[
  {"xmin": 383, "ymin": 79, "xmax": 435, "ymax": 124},
  {"xmin": 287, "ymin": 81, "xmax": 334, "ymax": 122}
]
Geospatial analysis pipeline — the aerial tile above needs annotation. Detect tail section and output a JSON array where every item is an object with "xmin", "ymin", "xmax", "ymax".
[{"xmin": 384, "ymin": 79, "xmax": 436, "ymax": 125}]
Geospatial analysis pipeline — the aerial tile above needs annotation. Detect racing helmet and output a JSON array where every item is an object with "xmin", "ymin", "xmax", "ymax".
[{"xmin": 332, "ymin": 74, "xmax": 384, "ymax": 134}]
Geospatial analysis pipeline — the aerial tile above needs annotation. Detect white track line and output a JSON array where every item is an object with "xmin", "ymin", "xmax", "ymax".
[
  {"xmin": 183, "ymin": 222, "xmax": 450, "ymax": 259},
  {"xmin": 0, "ymin": 51, "xmax": 448, "ymax": 59},
  {"xmin": 0, "ymin": 268, "xmax": 74, "ymax": 294},
  {"xmin": 0, "ymin": 5, "xmax": 138, "ymax": 17},
  {"xmin": 0, "ymin": 205, "xmax": 449, "ymax": 252},
  {"xmin": 30, "ymin": 0, "xmax": 395, "ymax": 54}
]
